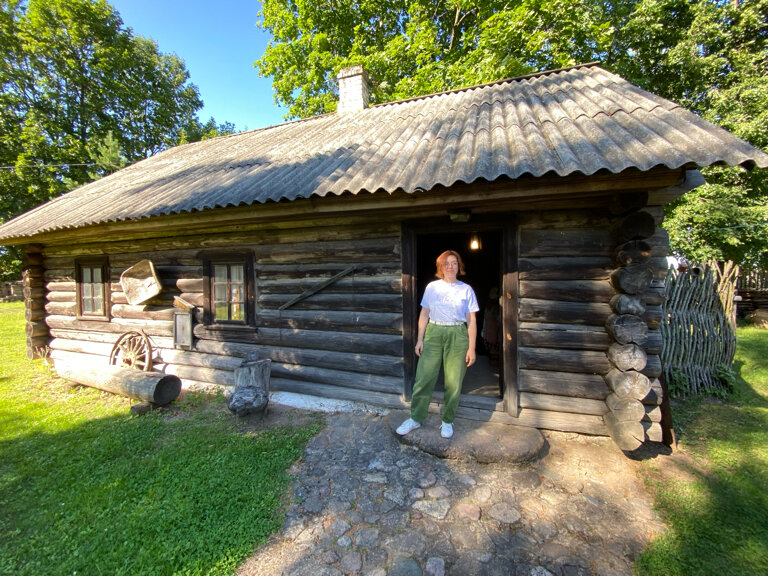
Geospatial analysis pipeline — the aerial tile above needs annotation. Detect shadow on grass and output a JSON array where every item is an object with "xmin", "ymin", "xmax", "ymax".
[
  {"xmin": 636, "ymin": 457, "xmax": 768, "ymax": 576},
  {"xmin": 0, "ymin": 402, "xmax": 317, "ymax": 576}
]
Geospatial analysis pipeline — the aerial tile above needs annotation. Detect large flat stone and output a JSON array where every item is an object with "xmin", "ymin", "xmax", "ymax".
[{"xmin": 389, "ymin": 411, "xmax": 546, "ymax": 464}]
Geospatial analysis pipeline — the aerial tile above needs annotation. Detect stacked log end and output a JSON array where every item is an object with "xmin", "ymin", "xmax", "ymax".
[
  {"xmin": 23, "ymin": 245, "xmax": 49, "ymax": 359},
  {"xmin": 604, "ymin": 209, "xmax": 664, "ymax": 451}
]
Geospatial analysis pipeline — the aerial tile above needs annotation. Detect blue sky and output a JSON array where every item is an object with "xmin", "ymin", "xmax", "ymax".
[{"xmin": 109, "ymin": 0, "xmax": 287, "ymax": 131}]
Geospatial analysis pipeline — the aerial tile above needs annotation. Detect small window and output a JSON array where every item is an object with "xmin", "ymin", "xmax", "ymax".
[
  {"xmin": 202, "ymin": 252, "xmax": 255, "ymax": 327},
  {"xmin": 76, "ymin": 258, "xmax": 110, "ymax": 319}
]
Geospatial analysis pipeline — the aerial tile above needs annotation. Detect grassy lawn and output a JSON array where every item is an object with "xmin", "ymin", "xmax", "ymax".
[
  {"xmin": 636, "ymin": 325, "xmax": 768, "ymax": 575},
  {"xmin": 0, "ymin": 301, "xmax": 321, "ymax": 576}
]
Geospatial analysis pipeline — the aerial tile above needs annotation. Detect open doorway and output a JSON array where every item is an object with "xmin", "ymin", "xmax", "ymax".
[{"xmin": 415, "ymin": 229, "xmax": 503, "ymax": 399}]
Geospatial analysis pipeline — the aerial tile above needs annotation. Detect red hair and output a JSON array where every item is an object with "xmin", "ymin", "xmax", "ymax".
[{"xmin": 435, "ymin": 250, "xmax": 466, "ymax": 278}]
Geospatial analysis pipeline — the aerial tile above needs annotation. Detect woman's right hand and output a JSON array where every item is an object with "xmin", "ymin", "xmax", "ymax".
[{"xmin": 415, "ymin": 340, "xmax": 423, "ymax": 356}]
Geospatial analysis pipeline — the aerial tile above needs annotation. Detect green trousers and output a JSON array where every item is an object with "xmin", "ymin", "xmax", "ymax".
[{"xmin": 410, "ymin": 323, "xmax": 469, "ymax": 424}]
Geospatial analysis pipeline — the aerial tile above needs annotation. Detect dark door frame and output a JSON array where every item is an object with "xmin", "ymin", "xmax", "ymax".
[{"xmin": 401, "ymin": 216, "xmax": 519, "ymax": 417}]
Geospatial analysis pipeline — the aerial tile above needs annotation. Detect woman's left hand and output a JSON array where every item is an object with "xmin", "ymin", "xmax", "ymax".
[{"xmin": 465, "ymin": 348, "xmax": 476, "ymax": 367}]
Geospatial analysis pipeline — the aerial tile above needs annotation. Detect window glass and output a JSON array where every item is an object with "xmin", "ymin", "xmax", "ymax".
[{"xmin": 209, "ymin": 261, "xmax": 250, "ymax": 324}]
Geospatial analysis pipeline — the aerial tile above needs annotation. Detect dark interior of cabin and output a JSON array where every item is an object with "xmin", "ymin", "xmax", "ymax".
[{"xmin": 415, "ymin": 229, "xmax": 503, "ymax": 399}]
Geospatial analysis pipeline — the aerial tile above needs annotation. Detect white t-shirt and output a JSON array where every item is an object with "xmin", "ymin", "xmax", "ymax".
[{"xmin": 420, "ymin": 279, "xmax": 480, "ymax": 323}]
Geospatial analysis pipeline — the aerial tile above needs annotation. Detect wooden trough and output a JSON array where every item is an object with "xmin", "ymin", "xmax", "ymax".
[{"xmin": 56, "ymin": 363, "xmax": 181, "ymax": 405}]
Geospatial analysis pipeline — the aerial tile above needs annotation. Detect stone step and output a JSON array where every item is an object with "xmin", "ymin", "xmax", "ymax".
[{"xmin": 389, "ymin": 410, "xmax": 547, "ymax": 464}]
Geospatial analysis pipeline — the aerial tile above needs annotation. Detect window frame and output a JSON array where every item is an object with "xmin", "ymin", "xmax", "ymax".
[
  {"xmin": 75, "ymin": 257, "xmax": 110, "ymax": 321},
  {"xmin": 201, "ymin": 250, "xmax": 256, "ymax": 329}
]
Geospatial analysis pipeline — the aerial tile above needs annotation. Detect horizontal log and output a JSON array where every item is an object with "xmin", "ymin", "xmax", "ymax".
[
  {"xmin": 642, "ymin": 305, "xmax": 663, "ymax": 330},
  {"xmin": 56, "ymin": 362, "xmax": 181, "ymax": 405},
  {"xmin": 610, "ymin": 294, "xmax": 645, "ymax": 316},
  {"xmin": 642, "ymin": 379, "xmax": 664, "ymax": 405},
  {"xmin": 258, "ymin": 309, "xmax": 403, "ymax": 334},
  {"xmin": 519, "ymin": 323, "xmax": 611, "ymax": 351},
  {"xmin": 49, "ymin": 338, "xmax": 114, "ymax": 356},
  {"xmin": 157, "ymin": 348, "xmax": 244, "ymax": 371},
  {"xmin": 605, "ymin": 314, "xmax": 648, "ymax": 345},
  {"xmin": 48, "ymin": 328, "xmax": 174, "ymax": 349},
  {"xmin": 111, "ymin": 303, "xmax": 175, "ymax": 321},
  {"xmin": 515, "ymin": 408, "xmax": 607, "ymax": 436},
  {"xmin": 519, "ymin": 347, "xmax": 611, "ymax": 375},
  {"xmin": 518, "ymin": 257, "xmax": 612, "ymax": 281},
  {"xmin": 641, "ymin": 354, "xmax": 662, "ymax": 378},
  {"xmin": 47, "ymin": 281, "xmax": 76, "ymax": 292},
  {"xmin": 270, "ymin": 364, "xmax": 402, "ymax": 395},
  {"xmin": 194, "ymin": 325, "xmax": 403, "ymax": 356},
  {"xmin": 26, "ymin": 322, "xmax": 49, "ymax": 338},
  {"xmin": 518, "ymin": 369, "xmax": 609, "ymax": 400},
  {"xmin": 193, "ymin": 339, "xmax": 404, "ymax": 378},
  {"xmin": 605, "ymin": 393, "xmax": 645, "ymax": 421},
  {"xmin": 607, "ymin": 342, "xmax": 647, "ymax": 372},
  {"xmin": 259, "ymin": 275, "xmax": 401, "ymax": 295},
  {"xmin": 608, "ymin": 191, "xmax": 649, "ymax": 216},
  {"xmin": 25, "ymin": 307, "xmax": 45, "ymax": 322},
  {"xmin": 604, "ymin": 412, "xmax": 644, "ymax": 451},
  {"xmin": 45, "ymin": 301, "xmax": 76, "ymax": 316},
  {"xmin": 519, "ymin": 392, "xmax": 607, "ymax": 416},
  {"xmin": 610, "ymin": 263, "xmax": 654, "ymax": 295},
  {"xmin": 258, "ymin": 262, "xmax": 400, "ymax": 280},
  {"xmin": 519, "ymin": 229, "xmax": 612, "ymax": 258},
  {"xmin": 519, "ymin": 299, "xmax": 612, "ymax": 326},
  {"xmin": 258, "ymin": 293, "xmax": 402, "ymax": 313},
  {"xmin": 519, "ymin": 280, "xmax": 614, "ymax": 303},
  {"xmin": 643, "ymin": 331, "xmax": 662, "ymax": 355},
  {"xmin": 271, "ymin": 378, "xmax": 406, "ymax": 409},
  {"xmin": 644, "ymin": 283, "xmax": 665, "ymax": 306},
  {"xmin": 46, "ymin": 315, "xmax": 173, "ymax": 338},
  {"xmin": 165, "ymin": 364, "xmax": 235, "ymax": 387},
  {"xmin": 25, "ymin": 298, "xmax": 45, "ymax": 311},
  {"xmin": 643, "ymin": 421, "xmax": 663, "ymax": 443},
  {"xmin": 23, "ymin": 286, "xmax": 45, "ymax": 300},
  {"xmin": 44, "ymin": 269, "xmax": 75, "ymax": 282},
  {"xmin": 614, "ymin": 211, "xmax": 656, "ymax": 242},
  {"xmin": 254, "ymin": 237, "xmax": 400, "ymax": 265},
  {"xmin": 614, "ymin": 240, "xmax": 651, "ymax": 267},
  {"xmin": 643, "ymin": 405, "xmax": 662, "ymax": 423},
  {"xmin": 604, "ymin": 368, "xmax": 651, "ymax": 400},
  {"xmin": 47, "ymin": 291, "xmax": 75, "ymax": 303},
  {"xmin": 27, "ymin": 336, "xmax": 50, "ymax": 358}
]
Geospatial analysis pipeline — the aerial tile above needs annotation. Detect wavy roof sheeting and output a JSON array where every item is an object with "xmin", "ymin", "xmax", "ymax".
[{"xmin": 1, "ymin": 64, "xmax": 767, "ymax": 241}]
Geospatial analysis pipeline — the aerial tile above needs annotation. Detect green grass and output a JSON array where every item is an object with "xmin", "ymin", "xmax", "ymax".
[
  {"xmin": 0, "ymin": 301, "xmax": 321, "ymax": 576},
  {"xmin": 635, "ymin": 325, "xmax": 768, "ymax": 575}
]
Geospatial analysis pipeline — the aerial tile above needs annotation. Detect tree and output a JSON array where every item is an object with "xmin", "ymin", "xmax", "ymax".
[
  {"xmin": 177, "ymin": 117, "xmax": 238, "ymax": 145},
  {"xmin": 256, "ymin": 0, "xmax": 768, "ymax": 269},
  {"xmin": 0, "ymin": 0, "xmax": 206, "ymax": 279}
]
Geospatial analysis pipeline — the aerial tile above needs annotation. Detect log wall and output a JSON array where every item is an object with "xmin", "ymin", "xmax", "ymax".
[
  {"xmin": 515, "ymin": 205, "xmax": 669, "ymax": 438},
  {"xmin": 43, "ymin": 220, "xmax": 407, "ymax": 408}
]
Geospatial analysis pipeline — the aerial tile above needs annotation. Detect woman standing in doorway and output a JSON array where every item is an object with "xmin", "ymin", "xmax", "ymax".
[{"xmin": 396, "ymin": 250, "xmax": 479, "ymax": 439}]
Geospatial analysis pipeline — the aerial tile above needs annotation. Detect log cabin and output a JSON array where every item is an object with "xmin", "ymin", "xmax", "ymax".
[{"xmin": 2, "ymin": 63, "xmax": 767, "ymax": 450}]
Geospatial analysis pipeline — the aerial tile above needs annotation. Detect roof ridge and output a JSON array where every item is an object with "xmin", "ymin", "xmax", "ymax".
[{"xmin": 373, "ymin": 62, "xmax": 604, "ymax": 109}]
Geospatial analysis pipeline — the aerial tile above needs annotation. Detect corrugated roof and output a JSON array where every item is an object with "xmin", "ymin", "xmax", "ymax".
[{"xmin": 2, "ymin": 64, "xmax": 767, "ymax": 242}]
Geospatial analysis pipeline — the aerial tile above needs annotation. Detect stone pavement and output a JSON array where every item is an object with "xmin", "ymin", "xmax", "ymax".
[{"xmin": 237, "ymin": 408, "xmax": 666, "ymax": 576}]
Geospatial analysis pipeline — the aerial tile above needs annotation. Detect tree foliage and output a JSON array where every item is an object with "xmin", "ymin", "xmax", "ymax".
[
  {"xmin": 1, "ymin": 1, "xmax": 204, "ymax": 215},
  {"xmin": 256, "ymin": 0, "xmax": 768, "ymax": 268}
]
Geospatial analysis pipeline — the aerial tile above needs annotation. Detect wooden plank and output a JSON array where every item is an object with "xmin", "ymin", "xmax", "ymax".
[
  {"xmin": 518, "ymin": 369, "xmax": 608, "ymax": 399},
  {"xmin": 260, "ymin": 275, "xmax": 401, "ymax": 295},
  {"xmin": 259, "ymin": 293, "xmax": 403, "ymax": 313},
  {"xmin": 519, "ymin": 347, "xmax": 611, "ymax": 374},
  {"xmin": 271, "ymin": 378, "xmax": 406, "ymax": 408},
  {"xmin": 279, "ymin": 265, "xmax": 357, "ymax": 310},
  {"xmin": 269, "ymin": 364, "xmax": 402, "ymax": 394},
  {"xmin": 519, "ymin": 323, "xmax": 611, "ymax": 351},
  {"xmin": 46, "ymin": 314, "xmax": 173, "ymax": 338},
  {"xmin": 515, "ymin": 408, "xmax": 607, "ymax": 435},
  {"xmin": 519, "ymin": 229, "xmax": 613, "ymax": 258},
  {"xmin": 193, "ymin": 339, "xmax": 404, "ymax": 377},
  {"xmin": 519, "ymin": 392, "xmax": 608, "ymax": 416},
  {"xmin": 519, "ymin": 280, "xmax": 613, "ymax": 302},
  {"xmin": 519, "ymin": 299, "xmax": 612, "ymax": 326},
  {"xmin": 258, "ymin": 309, "xmax": 403, "ymax": 334},
  {"xmin": 518, "ymin": 257, "xmax": 612, "ymax": 281}
]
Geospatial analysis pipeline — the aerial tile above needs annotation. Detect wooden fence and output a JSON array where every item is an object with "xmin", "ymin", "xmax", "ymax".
[
  {"xmin": 736, "ymin": 267, "xmax": 768, "ymax": 316},
  {"xmin": 661, "ymin": 261, "xmax": 739, "ymax": 396}
]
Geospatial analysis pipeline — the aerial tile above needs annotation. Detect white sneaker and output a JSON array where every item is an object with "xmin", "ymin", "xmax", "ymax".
[
  {"xmin": 441, "ymin": 422, "xmax": 454, "ymax": 438},
  {"xmin": 396, "ymin": 418, "xmax": 421, "ymax": 435}
]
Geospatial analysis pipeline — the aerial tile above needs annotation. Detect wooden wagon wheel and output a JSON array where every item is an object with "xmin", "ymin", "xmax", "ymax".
[{"xmin": 110, "ymin": 331, "xmax": 153, "ymax": 372}]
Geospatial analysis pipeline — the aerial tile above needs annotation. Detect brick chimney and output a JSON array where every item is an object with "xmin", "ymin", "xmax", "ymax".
[{"xmin": 337, "ymin": 66, "xmax": 370, "ymax": 114}]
